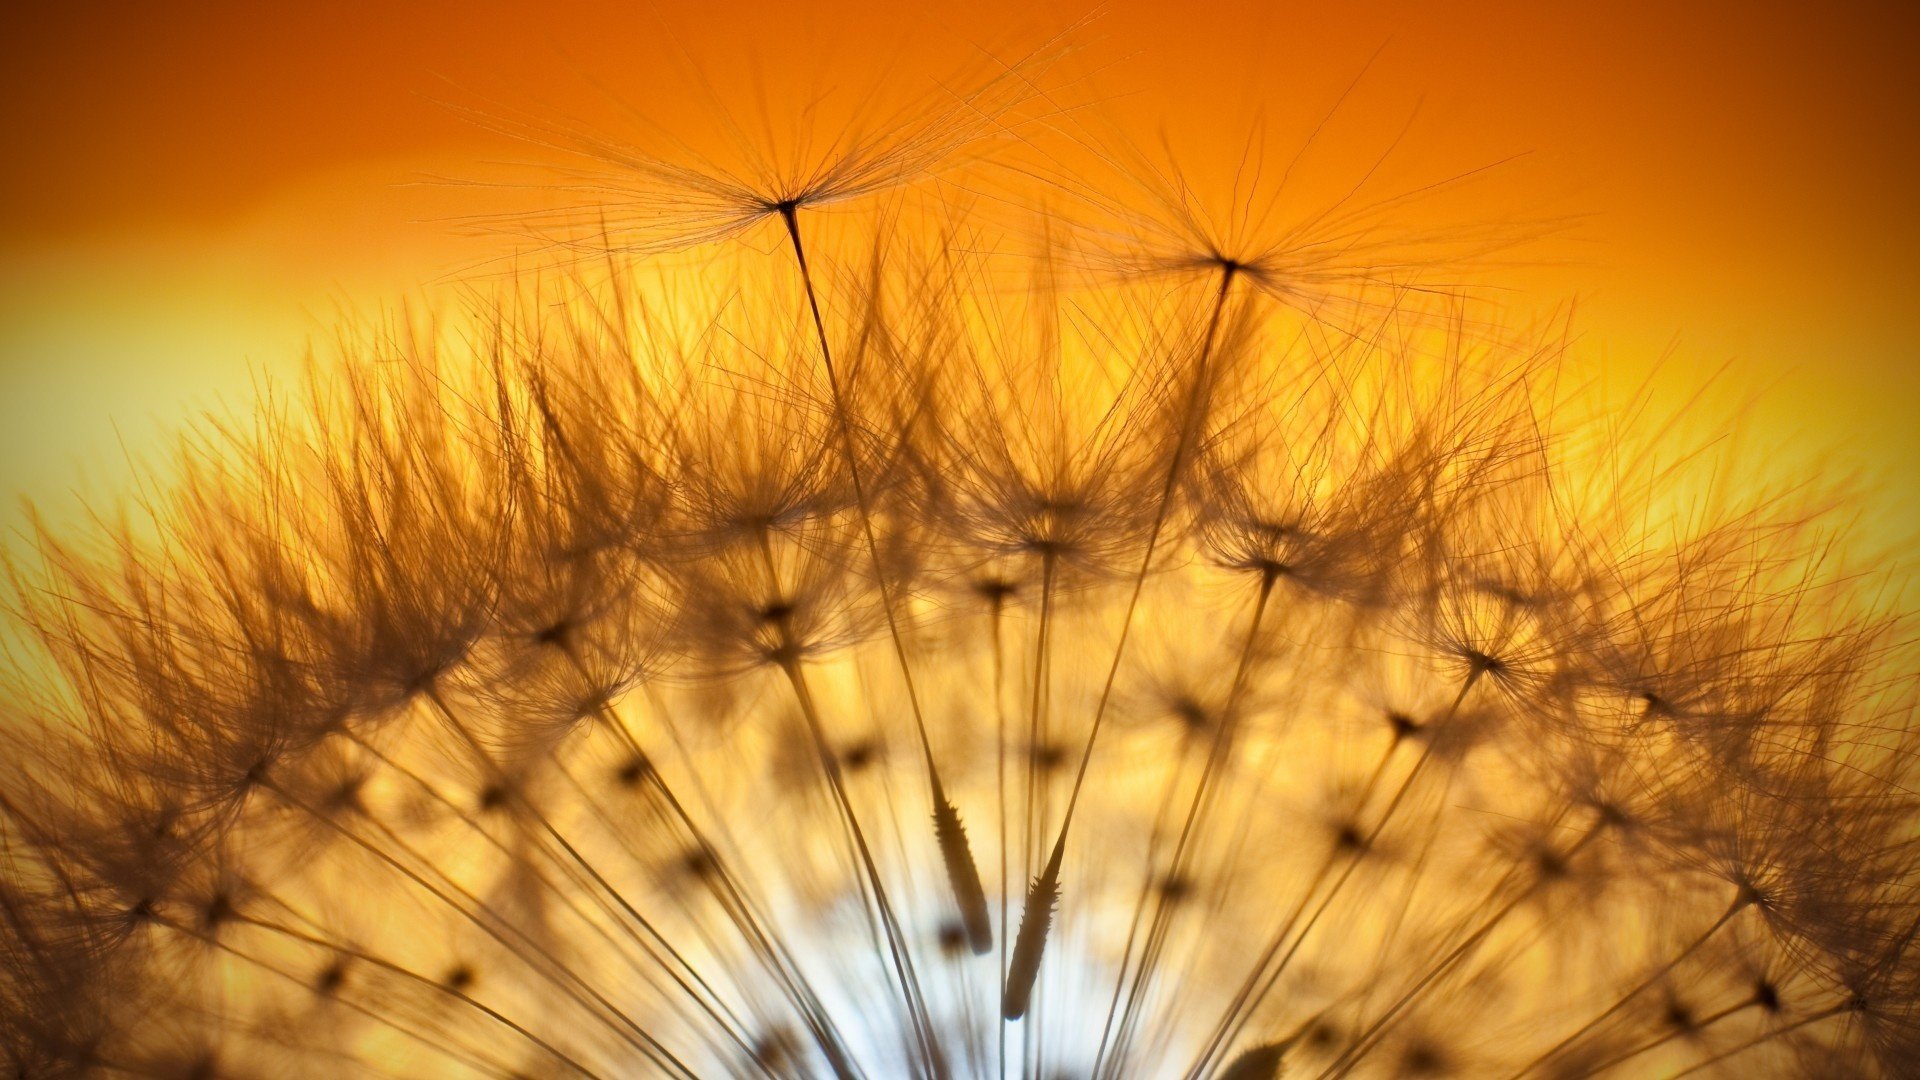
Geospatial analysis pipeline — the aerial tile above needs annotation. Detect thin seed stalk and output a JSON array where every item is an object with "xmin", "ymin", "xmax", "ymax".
[
  {"xmin": 1321, "ymin": 818, "xmax": 1611, "ymax": 1078},
  {"xmin": 1567, "ymin": 998, "xmax": 1763, "ymax": 1079},
  {"xmin": 751, "ymin": 530, "xmax": 948, "ymax": 1078},
  {"xmin": 1094, "ymin": 569, "xmax": 1279, "ymax": 1078},
  {"xmin": 420, "ymin": 688, "xmax": 756, "ymax": 1057},
  {"xmin": 1191, "ymin": 669, "xmax": 1484, "ymax": 1077},
  {"xmin": 345, "ymin": 729, "xmax": 765, "ymax": 1060},
  {"xmin": 551, "ymin": 645, "xmax": 862, "ymax": 1073},
  {"xmin": 255, "ymin": 776, "xmax": 696, "ymax": 1077},
  {"xmin": 1663, "ymin": 1003, "xmax": 1857, "ymax": 1079},
  {"xmin": 589, "ymin": 704, "xmax": 865, "ymax": 1078},
  {"xmin": 157, "ymin": 911, "xmax": 606, "ymax": 1080},
  {"xmin": 1004, "ymin": 262, "xmax": 1242, "ymax": 1025},
  {"xmin": 1506, "ymin": 893, "xmax": 1751, "ymax": 1079},
  {"xmin": 779, "ymin": 655, "xmax": 949, "ymax": 1078},
  {"xmin": 990, "ymin": 587, "xmax": 1013, "ymax": 1080},
  {"xmin": 777, "ymin": 203, "xmax": 994, "ymax": 958}
]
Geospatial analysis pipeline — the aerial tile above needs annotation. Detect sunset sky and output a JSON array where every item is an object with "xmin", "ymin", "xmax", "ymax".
[{"xmin": 3, "ymin": 0, "xmax": 1916, "ymax": 554}]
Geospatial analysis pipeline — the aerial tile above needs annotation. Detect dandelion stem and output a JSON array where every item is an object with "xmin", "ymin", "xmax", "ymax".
[
  {"xmin": 1055, "ymin": 262, "xmax": 1241, "ymax": 838},
  {"xmin": 1321, "ymin": 816, "xmax": 1610, "ymax": 1078},
  {"xmin": 343, "ymin": 729, "xmax": 769, "ymax": 1064},
  {"xmin": 984, "ymin": 583, "xmax": 1013, "ymax": 1079},
  {"xmin": 1025, "ymin": 548, "xmax": 1059, "ymax": 881},
  {"xmin": 1563, "ymin": 997, "xmax": 1760, "ymax": 1079},
  {"xmin": 777, "ymin": 203, "xmax": 996, "ymax": 964},
  {"xmin": 555, "ymin": 649, "xmax": 864, "ymax": 1074},
  {"xmin": 158, "ymin": 913, "xmax": 602, "ymax": 1080},
  {"xmin": 1005, "ymin": 261, "xmax": 1242, "ymax": 1028},
  {"xmin": 641, "ymin": 684, "xmax": 868, "ymax": 1078},
  {"xmin": 746, "ymin": 525, "xmax": 944, "ymax": 1074},
  {"xmin": 1190, "ymin": 669, "xmax": 1482, "ymax": 1077},
  {"xmin": 1507, "ymin": 892, "xmax": 1751, "ymax": 1078},
  {"xmin": 257, "ymin": 777, "xmax": 697, "ymax": 1077},
  {"xmin": 420, "ymin": 688, "xmax": 760, "ymax": 1061},
  {"xmin": 780, "ymin": 655, "xmax": 949, "ymax": 1078},
  {"xmin": 1095, "ymin": 569, "xmax": 1279, "ymax": 1078},
  {"xmin": 1004, "ymin": 546, "xmax": 1056, "ymax": 1042},
  {"xmin": 1662, "ymin": 1002, "xmax": 1856, "ymax": 1079}
]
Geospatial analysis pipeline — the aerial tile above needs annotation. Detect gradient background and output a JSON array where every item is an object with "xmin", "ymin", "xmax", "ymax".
[{"xmin": 2, "ymin": 0, "xmax": 1915, "ymax": 559}]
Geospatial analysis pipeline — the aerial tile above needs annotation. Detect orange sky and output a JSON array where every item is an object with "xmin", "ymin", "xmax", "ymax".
[{"xmin": 2, "ymin": 0, "xmax": 1916, "ymax": 551}]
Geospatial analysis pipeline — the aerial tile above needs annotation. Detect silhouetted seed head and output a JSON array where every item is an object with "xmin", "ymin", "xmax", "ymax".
[
  {"xmin": 1533, "ymin": 845, "xmax": 1570, "ymax": 881},
  {"xmin": 1169, "ymin": 696, "xmax": 1213, "ymax": 734},
  {"xmin": 1023, "ymin": 98, "xmax": 1539, "ymax": 338},
  {"xmin": 1218, "ymin": 1038, "xmax": 1293, "ymax": 1080},
  {"xmin": 0, "ymin": 36, "xmax": 1913, "ymax": 1080},
  {"xmin": 1304, "ymin": 1020, "xmax": 1344, "ymax": 1053},
  {"xmin": 198, "ymin": 891, "xmax": 234, "ymax": 930},
  {"xmin": 323, "ymin": 775, "xmax": 366, "ymax": 815},
  {"xmin": 462, "ymin": 32, "xmax": 1071, "ymax": 258}
]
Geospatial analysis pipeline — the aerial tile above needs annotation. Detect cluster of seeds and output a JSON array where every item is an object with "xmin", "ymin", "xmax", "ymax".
[{"xmin": 3, "ymin": 39, "xmax": 1916, "ymax": 1080}]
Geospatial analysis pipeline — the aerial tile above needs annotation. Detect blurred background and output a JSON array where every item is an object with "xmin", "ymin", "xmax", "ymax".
[{"xmin": 2, "ymin": 0, "xmax": 1915, "ymax": 559}]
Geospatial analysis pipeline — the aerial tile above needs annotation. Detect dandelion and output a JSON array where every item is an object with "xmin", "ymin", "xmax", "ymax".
[{"xmin": 4, "ymin": 33, "xmax": 1918, "ymax": 1080}]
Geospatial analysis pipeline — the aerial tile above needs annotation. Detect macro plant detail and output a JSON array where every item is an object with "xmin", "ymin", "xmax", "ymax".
[{"xmin": 2, "ymin": 32, "xmax": 1917, "ymax": 1080}]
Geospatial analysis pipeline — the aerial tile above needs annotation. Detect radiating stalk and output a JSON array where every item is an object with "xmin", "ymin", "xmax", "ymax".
[
  {"xmin": 1004, "ymin": 261, "xmax": 1242, "ymax": 1027},
  {"xmin": 778, "ymin": 203, "xmax": 995, "ymax": 959}
]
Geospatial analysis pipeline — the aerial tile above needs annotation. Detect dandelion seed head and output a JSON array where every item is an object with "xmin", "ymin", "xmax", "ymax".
[{"xmin": 4, "ymin": 28, "xmax": 1917, "ymax": 1080}]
